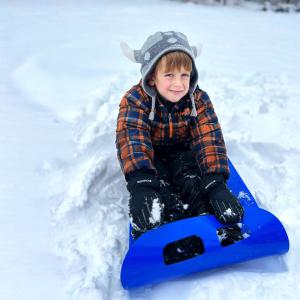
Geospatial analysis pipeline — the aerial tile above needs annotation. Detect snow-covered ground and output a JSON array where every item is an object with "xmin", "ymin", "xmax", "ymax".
[{"xmin": 1, "ymin": 0, "xmax": 300, "ymax": 299}]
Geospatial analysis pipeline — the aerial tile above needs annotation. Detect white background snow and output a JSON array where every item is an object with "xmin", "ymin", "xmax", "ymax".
[{"xmin": 1, "ymin": 0, "xmax": 300, "ymax": 299}]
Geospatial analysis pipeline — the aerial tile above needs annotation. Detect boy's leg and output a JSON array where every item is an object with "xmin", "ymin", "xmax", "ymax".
[
  {"xmin": 153, "ymin": 151, "xmax": 188, "ymax": 223},
  {"xmin": 168, "ymin": 149, "xmax": 210, "ymax": 217},
  {"xmin": 167, "ymin": 149, "xmax": 244, "ymax": 246}
]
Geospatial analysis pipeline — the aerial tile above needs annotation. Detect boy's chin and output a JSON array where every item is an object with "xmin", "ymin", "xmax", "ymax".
[
  {"xmin": 167, "ymin": 99, "xmax": 181, "ymax": 103},
  {"xmin": 166, "ymin": 96, "xmax": 183, "ymax": 103},
  {"xmin": 167, "ymin": 91, "xmax": 188, "ymax": 102}
]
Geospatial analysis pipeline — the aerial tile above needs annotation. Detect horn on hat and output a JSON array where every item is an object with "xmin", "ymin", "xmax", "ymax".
[
  {"xmin": 192, "ymin": 43, "xmax": 203, "ymax": 58},
  {"xmin": 120, "ymin": 41, "xmax": 139, "ymax": 63}
]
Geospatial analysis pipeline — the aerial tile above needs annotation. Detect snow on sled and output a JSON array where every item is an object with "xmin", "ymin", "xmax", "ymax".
[{"xmin": 120, "ymin": 159, "xmax": 290, "ymax": 289}]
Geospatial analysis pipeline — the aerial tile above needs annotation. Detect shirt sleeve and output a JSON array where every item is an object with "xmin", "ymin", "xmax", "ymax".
[
  {"xmin": 115, "ymin": 89, "xmax": 157, "ymax": 181},
  {"xmin": 189, "ymin": 90, "xmax": 230, "ymax": 179}
]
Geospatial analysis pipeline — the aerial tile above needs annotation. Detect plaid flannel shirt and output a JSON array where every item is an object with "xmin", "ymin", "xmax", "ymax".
[{"xmin": 116, "ymin": 81, "xmax": 229, "ymax": 181}]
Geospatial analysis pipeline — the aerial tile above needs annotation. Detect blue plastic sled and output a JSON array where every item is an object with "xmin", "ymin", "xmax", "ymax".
[{"xmin": 120, "ymin": 159, "xmax": 290, "ymax": 289}]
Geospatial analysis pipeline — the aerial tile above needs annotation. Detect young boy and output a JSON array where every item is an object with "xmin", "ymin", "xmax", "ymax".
[{"xmin": 116, "ymin": 31, "xmax": 244, "ymax": 240}]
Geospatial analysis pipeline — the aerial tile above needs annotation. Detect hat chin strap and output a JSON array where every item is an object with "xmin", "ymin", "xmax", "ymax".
[
  {"xmin": 190, "ymin": 93, "xmax": 197, "ymax": 117},
  {"xmin": 149, "ymin": 95, "xmax": 156, "ymax": 121}
]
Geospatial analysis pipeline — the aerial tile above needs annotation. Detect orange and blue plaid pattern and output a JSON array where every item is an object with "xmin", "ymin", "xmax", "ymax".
[{"xmin": 115, "ymin": 82, "xmax": 229, "ymax": 180}]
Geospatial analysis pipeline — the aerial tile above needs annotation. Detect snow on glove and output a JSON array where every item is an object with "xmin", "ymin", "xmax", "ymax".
[
  {"xmin": 127, "ymin": 173, "xmax": 164, "ymax": 239},
  {"xmin": 202, "ymin": 174, "xmax": 244, "ymax": 224}
]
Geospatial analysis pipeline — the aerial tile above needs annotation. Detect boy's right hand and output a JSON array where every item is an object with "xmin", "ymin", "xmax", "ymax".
[{"xmin": 127, "ymin": 173, "xmax": 164, "ymax": 238}]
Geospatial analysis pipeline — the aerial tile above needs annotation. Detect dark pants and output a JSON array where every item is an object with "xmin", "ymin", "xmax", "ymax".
[{"xmin": 153, "ymin": 145, "xmax": 209, "ymax": 224}]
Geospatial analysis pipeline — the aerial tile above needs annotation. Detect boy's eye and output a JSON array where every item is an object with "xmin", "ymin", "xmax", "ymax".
[{"xmin": 163, "ymin": 73, "xmax": 190, "ymax": 78}]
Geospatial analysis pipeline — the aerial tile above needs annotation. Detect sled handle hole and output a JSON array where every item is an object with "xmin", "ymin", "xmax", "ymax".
[{"xmin": 163, "ymin": 235, "xmax": 205, "ymax": 265}]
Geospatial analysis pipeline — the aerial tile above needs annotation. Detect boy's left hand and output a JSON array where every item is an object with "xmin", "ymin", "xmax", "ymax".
[{"xmin": 202, "ymin": 174, "xmax": 244, "ymax": 224}]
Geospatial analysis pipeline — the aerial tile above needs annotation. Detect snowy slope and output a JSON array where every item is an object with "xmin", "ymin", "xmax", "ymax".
[{"xmin": 1, "ymin": 0, "xmax": 300, "ymax": 299}]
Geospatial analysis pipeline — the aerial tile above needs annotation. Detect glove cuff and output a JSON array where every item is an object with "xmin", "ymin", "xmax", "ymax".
[
  {"xmin": 201, "ymin": 174, "xmax": 225, "ymax": 195},
  {"xmin": 127, "ymin": 173, "xmax": 161, "ymax": 193},
  {"xmin": 125, "ymin": 168, "xmax": 156, "ymax": 182}
]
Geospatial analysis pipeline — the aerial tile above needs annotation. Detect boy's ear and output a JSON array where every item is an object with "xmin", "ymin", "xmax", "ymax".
[
  {"xmin": 148, "ymin": 75, "xmax": 155, "ymax": 87},
  {"xmin": 148, "ymin": 79, "xmax": 155, "ymax": 86}
]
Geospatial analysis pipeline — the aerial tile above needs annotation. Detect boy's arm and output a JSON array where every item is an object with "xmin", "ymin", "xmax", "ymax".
[
  {"xmin": 116, "ymin": 89, "xmax": 157, "ymax": 181},
  {"xmin": 116, "ymin": 90, "xmax": 164, "ymax": 238},
  {"xmin": 189, "ymin": 91, "xmax": 243, "ymax": 224},
  {"xmin": 190, "ymin": 90, "xmax": 230, "ymax": 179}
]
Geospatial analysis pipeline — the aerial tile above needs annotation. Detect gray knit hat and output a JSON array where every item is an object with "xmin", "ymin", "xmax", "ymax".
[{"xmin": 120, "ymin": 31, "xmax": 202, "ymax": 120}]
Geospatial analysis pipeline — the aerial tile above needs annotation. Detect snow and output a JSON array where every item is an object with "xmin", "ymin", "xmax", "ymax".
[
  {"xmin": 1, "ymin": 0, "xmax": 300, "ymax": 299},
  {"xmin": 149, "ymin": 198, "xmax": 163, "ymax": 225},
  {"xmin": 183, "ymin": 204, "xmax": 189, "ymax": 210},
  {"xmin": 223, "ymin": 208, "xmax": 234, "ymax": 217}
]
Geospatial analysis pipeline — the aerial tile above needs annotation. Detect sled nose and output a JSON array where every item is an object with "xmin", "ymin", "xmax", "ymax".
[
  {"xmin": 120, "ymin": 207, "xmax": 289, "ymax": 289},
  {"xmin": 120, "ymin": 159, "xmax": 289, "ymax": 289}
]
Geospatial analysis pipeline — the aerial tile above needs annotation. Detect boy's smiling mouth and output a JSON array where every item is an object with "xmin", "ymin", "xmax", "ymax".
[{"xmin": 170, "ymin": 90, "xmax": 184, "ymax": 93}]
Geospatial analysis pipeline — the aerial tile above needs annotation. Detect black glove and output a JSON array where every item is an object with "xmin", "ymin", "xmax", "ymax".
[
  {"xmin": 202, "ymin": 174, "xmax": 244, "ymax": 224},
  {"xmin": 127, "ymin": 172, "xmax": 164, "ymax": 239}
]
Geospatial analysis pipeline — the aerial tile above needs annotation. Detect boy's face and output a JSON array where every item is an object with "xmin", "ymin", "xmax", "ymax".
[{"xmin": 150, "ymin": 66, "xmax": 191, "ymax": 103}]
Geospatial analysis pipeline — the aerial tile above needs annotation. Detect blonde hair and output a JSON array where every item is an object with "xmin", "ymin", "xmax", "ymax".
[{"xmin": 154, "ymin": 51, "xmax": 192, "ymax": 75}]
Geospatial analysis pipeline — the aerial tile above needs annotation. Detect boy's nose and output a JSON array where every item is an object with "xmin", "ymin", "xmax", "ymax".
[{"xmin": 173, "ymin": 77, "xmax": 184, "ymax": 86}]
